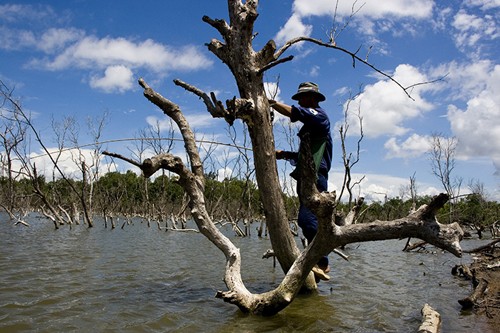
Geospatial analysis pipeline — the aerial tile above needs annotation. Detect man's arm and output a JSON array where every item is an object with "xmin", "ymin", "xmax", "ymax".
[
  {"xmin": 269, "ymin": 100, "xmax": 292, "ymax": 118},
  {"xmin": 276, "ymin": 150, "xmax": 299, "ymax": 163}
]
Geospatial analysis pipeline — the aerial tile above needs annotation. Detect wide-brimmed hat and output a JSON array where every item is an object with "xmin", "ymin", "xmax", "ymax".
[{"xmin": 291, "ymin": 82, "xmax": 326, "ymax": 101}]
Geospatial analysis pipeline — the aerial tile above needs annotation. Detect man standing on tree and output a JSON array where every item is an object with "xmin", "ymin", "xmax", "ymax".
[{"xmin": 269, "ymin": 81, "xmax": 333, "ymax": 282}]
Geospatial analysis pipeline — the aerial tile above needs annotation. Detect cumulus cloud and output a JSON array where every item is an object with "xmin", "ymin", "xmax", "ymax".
[
  {"xmin": 35, "ymin": 36, "xmax": 211, "ymax": 73},
  {"xmin": 23, "ymin": 35, "xmax": 213, "ymax": 92},
  {"xmin": 451, "ymin": 9, "xmax": 498, "ymax": 52},
  {"xmin": 426, "ymin": 60, "xmax": 500, "ymax": 169},
  {"xmin": 446, "ymin": 64, "xmax": 500, "ymax": 163},
  {"xmin": 383, "ymin": 60, "xmax": 500, "ymax": 176},
  {"xmin": 90, "ymin": 65, "xmax": 134, "ymax": 93},
  {"xmin": 464, "ymin": 0, "xmax": 500, "ymax": 11},
  {"xmin": 146, "ymin": 112, "xmax": 214, "ymax": 133},
  {"xmin": 384, "ymin": 134, "xmax": 433, "ymax": 159},
  {"xmin": 7, "ymin": 147, "xmax": 116, "ymax": 180},
  {"xmin": 274, "ymin": 13, "xmax": 312, "ymax": 46},
  {"xmin": 276, "ymin": 0, "xmax": 434, "ymax": 43},
  {"xmin": 431, "ymin": 60, "xmax": 494, "ymax": 101},
  {"xmin": 338, "ymin": 64, "xmax": 434, "ymax": 138},
  {"xmin": 328, "ymin": 171, "xmax": 440, "ymax": 202},
  {"xmin": 38, "ymin": 28, "xmax": 85, "ymax": 53},
  {"xmin": 292, "ymin": 0, "xmax": 433, "ymax": 19},
  {"xmin": 217, "ymin": 167, "xmax": 233, "ymax": 181},
  {"xmin": 264, "ymin": 81, "xmax": 282, "ymax": 101},
  {"xmin": 0, "ymin": 4, "xmax": 212, "ymax": 93},
  {"xmin": 185, "ymin": 113, "xmax": 217, "ymax": 129}
]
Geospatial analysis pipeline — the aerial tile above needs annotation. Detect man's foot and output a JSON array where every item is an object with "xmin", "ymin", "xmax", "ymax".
[
  {"xmin": 318, "ymin": 264, "xmax": 331, "ymax": 274},
  {"xmin": 312, "ymin": 265, "xmax": 330, "ymax": 281}
]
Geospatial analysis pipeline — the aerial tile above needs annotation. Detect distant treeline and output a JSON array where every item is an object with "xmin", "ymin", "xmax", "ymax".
[{"xmin": 1, "ymin": 171, "xmax": 498, "ymax": 234}]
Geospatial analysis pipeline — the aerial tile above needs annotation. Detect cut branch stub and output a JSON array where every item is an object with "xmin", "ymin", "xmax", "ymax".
[
  {"xmin": 226, "ymin": 97, "xmax": 254, "ymax": 123},
  {"xmin": 174, "ymin": 79, "xmax": 235, "ymax": 125},
  {"xmin": 202, "ymin": 15, "xmax": 230, "ymax": 40}
]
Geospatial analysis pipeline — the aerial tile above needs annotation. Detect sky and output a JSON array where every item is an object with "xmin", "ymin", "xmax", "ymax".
[{"xmin": 0, "ymin": 0, "xmax": 499, "ymax": 203}]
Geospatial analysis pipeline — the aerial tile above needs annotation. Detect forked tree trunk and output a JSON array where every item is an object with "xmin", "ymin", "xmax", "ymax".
[
  {"xmin": 103, "ymin": 0, "xmax": 465, "ymax": 317},
  {"xmin": 202, "ymin": 0, "xmax": 315, "ymax": 288}
]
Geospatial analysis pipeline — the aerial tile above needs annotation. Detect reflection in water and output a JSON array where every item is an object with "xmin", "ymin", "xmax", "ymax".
[{"xmin": 0, "ymin": 213, "xmax": 492, "ymax": 332}]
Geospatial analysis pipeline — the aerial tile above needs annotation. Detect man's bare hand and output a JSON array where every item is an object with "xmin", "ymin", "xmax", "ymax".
[{"xmin": 276, "ymin": 150, "xmax": 288, "ymax": 160}]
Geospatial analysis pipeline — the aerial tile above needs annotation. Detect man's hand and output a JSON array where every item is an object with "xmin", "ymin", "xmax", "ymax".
[
  {"xmin": 276, "ymin": 150, "xmax": 289, "ymax": 160},
  {"xmin": 268, "ymin": 99, "xmax": 292, "ymax": 118}
]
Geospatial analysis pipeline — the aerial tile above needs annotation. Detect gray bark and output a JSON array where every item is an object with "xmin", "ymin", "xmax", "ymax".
[{"xmin": 103, "ymin": 0, "xmax": 465, "ymax": 316}]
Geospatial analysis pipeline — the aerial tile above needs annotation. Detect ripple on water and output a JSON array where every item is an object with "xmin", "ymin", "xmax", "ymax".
[{"xmin": 0, "ymin": 214, "xmax": 495, "ymax": 333}]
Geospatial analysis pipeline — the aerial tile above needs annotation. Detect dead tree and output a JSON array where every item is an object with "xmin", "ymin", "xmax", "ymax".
[{"xmin": 104, "ymin": 0, "xmax": 464, "ymax": 316}]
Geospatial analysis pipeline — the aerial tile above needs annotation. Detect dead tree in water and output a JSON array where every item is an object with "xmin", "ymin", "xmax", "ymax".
[
  {"xmin": 103, "ymin": 0, "xmax": 463, "ymax": 316},
  {"xmin": 104, "ymin": 80, "xmax": 463, "ymax": 315}
]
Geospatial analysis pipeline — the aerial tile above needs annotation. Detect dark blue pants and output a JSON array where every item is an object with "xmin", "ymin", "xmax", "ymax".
[{"xmin": 297, "ymin": 173, "xmax": 329, "ymax": 268}]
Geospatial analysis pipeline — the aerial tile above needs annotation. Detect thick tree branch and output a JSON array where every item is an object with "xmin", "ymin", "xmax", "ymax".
[
  {"xmin": 202, "ymin": 16, "xmax": 231, "ymax": 41},
  {"xmin": 173, "ymin": 79, "xmax": 254, "ymax": 124},
  {"xmin": 173, "ymin": 79, "xmax": 235, "ymax": 125},
  {"xmin": 138, "ymin": 78, "xmax": 204, "ymax": 180}
]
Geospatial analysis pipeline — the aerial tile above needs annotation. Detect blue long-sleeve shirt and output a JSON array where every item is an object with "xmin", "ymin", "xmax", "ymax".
[{"xmin": 290, "ymin": 105, "xmax": 333, "ymax": 177}]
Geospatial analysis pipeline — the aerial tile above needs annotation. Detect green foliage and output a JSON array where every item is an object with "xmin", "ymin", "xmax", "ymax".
[{"xmin": 1, "ymin": 170, "xmax": 499, "ymax": 230}]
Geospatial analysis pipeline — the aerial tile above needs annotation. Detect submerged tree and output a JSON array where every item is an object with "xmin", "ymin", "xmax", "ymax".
[{"xmin": 104, "ymin": 1, "xmax": 463, "ymax": 315}]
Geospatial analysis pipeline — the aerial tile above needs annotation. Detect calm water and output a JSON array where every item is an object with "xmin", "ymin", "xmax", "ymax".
[{"xmin": 0, "ymin": 212, "xmax": 493, "ymax": 332}]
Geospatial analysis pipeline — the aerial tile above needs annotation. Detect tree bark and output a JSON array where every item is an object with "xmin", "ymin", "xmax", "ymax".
[
  {"xmin": 202, "ymin": 0, "xmax": 314, "ymax": 288},
  {"xmin": 106, "ymin": 137, "xmax": 463, "ymax": 316},
  {"xmin": 418, "ymin": 303, "xmax": 441, "ymax": 333},
  {"xmin": 103, "ymin": 0, "xmax": 465, "ymax": 316}
]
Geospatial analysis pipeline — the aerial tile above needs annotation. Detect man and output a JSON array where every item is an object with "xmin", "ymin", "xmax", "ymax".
[{"xmin": 269, "ymin": 82, "xmax": 333, "ymax": 281}]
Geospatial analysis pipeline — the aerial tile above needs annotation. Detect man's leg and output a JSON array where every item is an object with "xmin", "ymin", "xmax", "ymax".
[{"xmin": 298, "ymin": 205, "xmax": 330, "ymax": 281}]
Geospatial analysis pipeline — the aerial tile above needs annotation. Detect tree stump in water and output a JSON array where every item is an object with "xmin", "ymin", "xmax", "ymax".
[
  {"xmin": 458, "ymin": 240, "xmax": 500, "ymax": 327},
  {"xmin": 418, "ymin": 303, "xmax": 440, "ymax": 333}
]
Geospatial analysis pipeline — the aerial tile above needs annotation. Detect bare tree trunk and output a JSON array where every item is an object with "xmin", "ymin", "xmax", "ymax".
[
  {"xmin": 200, "ymin": 1, "xmax": 314, "ymax": 288},
  {"xmin": 103, "ymin": 0, "xmax": 465, "ymax": 316},
  {"xmin": 80, "ymin": 162, "xmax": 93, "ymax": 227}
]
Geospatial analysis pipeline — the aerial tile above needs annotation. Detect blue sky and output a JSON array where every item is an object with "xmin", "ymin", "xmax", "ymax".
[{"xmin": 1, "ymin": 0, "xmax": 499, "ymax": 202}]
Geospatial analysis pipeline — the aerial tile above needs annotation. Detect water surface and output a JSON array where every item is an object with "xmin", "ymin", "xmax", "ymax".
[{"xmin": 0, "ymin": 213, "xmax": 492, "ymax": 332}]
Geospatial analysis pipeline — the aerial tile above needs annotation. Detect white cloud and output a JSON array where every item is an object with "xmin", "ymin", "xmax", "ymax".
[
  {"xmin": 217, "ymin": 167, "xmax": 233, "ymax": 181},
  {"xmin": 430, "ymin": 60, "xmax": 494, "ymax": 101},
  {"xmin": 37, "ymin": 36, "xmax": 212, "ymax": 73},
  {"xmin": 427, "ymin": 60, "xmax": 500, "ymax": 175},
  {"xmin": 0, "ymin": 4, "xmax": 57, "ymax": 23},
  {"xmin": 264, "ymin": 81, "xmax": 282, "ymax": 101},
  {"xmin": 5, "ymin": 147, "xmax": 115, "ymax": 180},
  {"xmin": 309, "ymin": 65, "xmax": 320, "ymax": 77},
  {"xmin": 292, "ymin": 0, "xmax": 433, "ymax": 19},
  {"xmin": 328, "ymin": 171, "xmax": 441, "ymax": 203},
  {"xmin": 464, "ymin": 0, "xmax": 500, "ymax": 10},
  {"xmin": 90, "ymin": 65, "xmax": 134, "ymax": 93},
  {"xmin": 0, "ymin": 3, "xmax": 213, "ymax": 83},
  {"xmin": 38, "ymin": 28, "xmax": 85, "ymax": 53},
  {"xmin": 384, "ymin": 134, "xmax": 433, "ymax": 159},
  {"xmin": 146, "ymin": 112, "xmax": 214, "ymax": 133},
  {"xmin": 451, "ymin": 9, "xmax": 498, "ymax": 52},
  {"xmin": 275, "ymin": 13, "xmax": 312, "ymax": 46},
  {"xmin": 185, "ymin": 113, "xmax": 217, "ymax": 129},
  {"xmin": 7, "ymin": 24, "xmax": 213, "ymax": 93},
  {"xmin": 447, "ymin": 64, "xmax": 500, "ymax": 164},
  {"xmin": 0, "ymin": 27, "xmax": 36, "ymax": 50},
  {"xmin": 276, "ymin": 0, "xmax": 434, "ymax": 42},
  {"xmin": 338, "ymin": 64, "xmax": 434, "ymax": 138}
]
